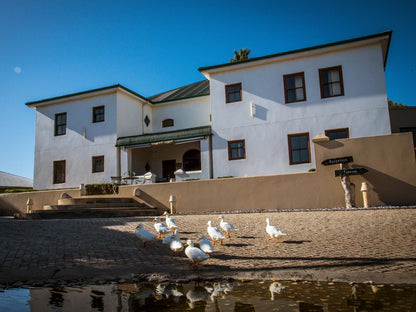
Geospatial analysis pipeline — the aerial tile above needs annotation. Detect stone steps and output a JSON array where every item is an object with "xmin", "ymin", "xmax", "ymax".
[{"xmin": 16, "ymin": 196, "xmax": 160, "ymax": 219}]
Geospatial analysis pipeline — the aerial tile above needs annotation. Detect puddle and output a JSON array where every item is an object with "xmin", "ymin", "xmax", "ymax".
[{"xmin": 0, "ymin": 280, "xmax": 415, "ymax": 311}]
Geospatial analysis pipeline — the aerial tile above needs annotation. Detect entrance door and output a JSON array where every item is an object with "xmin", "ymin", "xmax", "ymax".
[{"xmin": 162, "ymin": 160, "xmax": 176, "ymax": 181}]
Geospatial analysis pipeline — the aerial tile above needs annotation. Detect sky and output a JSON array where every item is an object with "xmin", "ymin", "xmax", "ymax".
[{"xmin": 1, "ymin": 0, "xmax": 415, "ymax": 180}]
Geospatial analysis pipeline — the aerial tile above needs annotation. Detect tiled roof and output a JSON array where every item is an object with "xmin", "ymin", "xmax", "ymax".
[{"xmin": 148, "ymin": 80, "xmax": 209, "ymax": 104}]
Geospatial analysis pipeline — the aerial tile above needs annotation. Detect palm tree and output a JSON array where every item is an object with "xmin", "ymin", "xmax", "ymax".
[{"xmin": 230, "ymin": 48, "xmax": 251, "ymax": 62}]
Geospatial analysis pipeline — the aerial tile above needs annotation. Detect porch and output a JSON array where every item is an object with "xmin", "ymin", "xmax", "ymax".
[{"xmin": 116, "ymin": 126, "xmax": 213, "ymax": 182}]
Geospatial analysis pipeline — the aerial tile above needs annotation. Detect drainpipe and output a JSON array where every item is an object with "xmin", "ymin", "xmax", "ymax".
[
  {"xmin": 116, "ymin": 146, "xmax": 121, "ymax": 178},
  {"xmin": 209, "ymin": 135, "xmax": 213, "ymax": 179}
]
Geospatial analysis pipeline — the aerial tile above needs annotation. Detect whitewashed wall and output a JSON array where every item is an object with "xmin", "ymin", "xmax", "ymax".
[
  {"xmin": 209, "ymin": 42, "xmax": 391, "ymax": 178},
  {"xmin": 33, "ymin": 93, "xmax": 119, "ymax": 189}
]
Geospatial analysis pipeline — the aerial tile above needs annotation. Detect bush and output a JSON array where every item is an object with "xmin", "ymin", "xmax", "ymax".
[
  {"xmin": 85, "ymin": 184, "xmax": 118, "ymax": 195},
  {"xmin": 3, "ymin": 188, "xmax": 35, "ymax": 193}
]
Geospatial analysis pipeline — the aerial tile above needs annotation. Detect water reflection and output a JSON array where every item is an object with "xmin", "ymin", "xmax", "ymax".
[{"xmin": 0, "ymin": 280, "xmax": 415, "ymax": 311}]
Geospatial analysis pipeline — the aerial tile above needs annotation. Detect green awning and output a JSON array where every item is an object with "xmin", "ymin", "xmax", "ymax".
[{"xmin": 116, "ymin": 125, "xmax": 212, "ymax": 147}]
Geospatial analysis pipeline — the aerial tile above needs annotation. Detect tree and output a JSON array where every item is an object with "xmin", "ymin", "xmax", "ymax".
[
  {"xmin": 230, "ymin": 48, "xmax": 251, "ymax": 62},
  {"xmin": 388, "ymin": 99, "xmax": 407, "ymax": 108}
]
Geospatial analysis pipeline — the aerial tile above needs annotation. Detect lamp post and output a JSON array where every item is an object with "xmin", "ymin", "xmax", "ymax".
[
  {"xmin": 361, "ymin": 182, "xmax": 369, "ymax": 208},
  {"xmin": 169, "ymin": 195, "xmax": 176, "ymax": 214},
  {"xmin": 26, "ymin": 198, "xmax": 33, "ymax": 214}
]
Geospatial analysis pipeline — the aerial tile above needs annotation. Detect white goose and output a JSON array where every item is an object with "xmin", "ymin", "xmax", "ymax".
[
  {"xmin": 165, "ymin": 230, "xmax": 184, "ymax": 255},
  {"xmin": 135, "ymin": 223, "xmax": 157, "ymax": 247},
  {"xmin": 207, "ymin": 220, "xmax": 225, "ymax": 245},
  {"xmin": 153, "ymin": 217, "xmax": 170, "ymax": 239},
  {"xmin": 218, "ymin": 215, "xmax": 238, "ymax": 238},
  {"xmin": 198, "ymin": 234, "xmax": 213, "ymax": 254},
  {"xmin": 163, "ymin": 211, "xmax": 178, "ymax": 232},
  {"xmin": 184, "ymin": 239, "xmax": 210, "ymax": 267},
  {"xmin": 265, "ymin": 218, "xmax": 286, "ymax": 243}
]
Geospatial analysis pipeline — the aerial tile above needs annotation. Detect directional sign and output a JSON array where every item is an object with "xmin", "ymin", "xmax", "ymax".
[
  {"xmin": 322, "ymin": 156, "xmax": 353, "ymax": 166},
  {"xmin": 335, "ymin": 168, "xmax": 368, "ymax": 177}
]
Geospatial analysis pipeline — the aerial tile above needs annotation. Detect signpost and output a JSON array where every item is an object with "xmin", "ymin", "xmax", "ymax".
[
  {"xmin": 334, "ymin": 168, "xmax": 368, "ymax": 177},
  {"xmin": 321, "ymin": 156, "xmax": 353, "ymax": 166}
]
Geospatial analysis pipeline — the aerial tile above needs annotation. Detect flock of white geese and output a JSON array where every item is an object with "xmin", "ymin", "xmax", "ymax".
[{"xmin": 134, "ymin": 211, "xmax": 286, "ymax": 267}]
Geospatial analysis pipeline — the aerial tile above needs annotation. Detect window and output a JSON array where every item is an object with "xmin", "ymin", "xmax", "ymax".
[
  {"xmin": 319, "ymin": 66, "xmax": 344, "ymax": 98},
  {"xmin": 288, "ymin": 133, "xmax": 310, "ymax": 165},
  {"xmin": 228, "ymin": 140, "xmax": 246, "ymax": 160},
  {"xmin": 183, "ymin": 149, "xmax": 201, "ymax": 171},
  {"xmin": 162, "ymin": 118, "xmax": 174, "ymax": 128},
  {"xmin": 93, "ymin": 106, "xmax": 105, "ymax": 123},
  {"xmin": 54, "ymin": 113, "xmax": 67, "ymax": 136},
  {"xmin": 53, "ymin": 160, "xmax": 66, "ymax": 184},
  {"xmin": 92, "ymin": 156, "xmax": 104, "ymax": 173},
  {"xmin": 325, "ymin": 128, "xmax": 349, "ymax": 140},
  {"xmin": 225, "ymin": 83, "xmax": 242, "ymax": 103},
  {"xmin": 284, "ymin": 72, "xmax": 306, "ymax": 103}
]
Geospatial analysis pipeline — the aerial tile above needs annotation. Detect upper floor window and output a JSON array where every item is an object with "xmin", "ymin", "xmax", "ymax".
[
  {"xmin": 54, "ymin": 112, "xmax": 67, "ymax": 136},
  {"xmin": 92, "ymin": 156, "xmax": 105, "ymax": 173},
  {"xmin": 183, "ymin": 149, "xmax": 201, "ymax": 171},
  {"xmin": 228, "ymin": 140, "xmax": 246, "ymax": 160},
  {"xmin": 325, "ymin": 128, "xmax": 349, "ymax": 140},
  {"xmin": 53, "ymin": 160, "xmax": 66, "ymax": 184},
  {"xmin": 319, "ymin": 66, "xmax": 344, "ymax": 98},
  {"xmin": 162, "ymin": 118, "xmax": 174, "ymax": 128},
  {"xmin": 284, "ymin": 72, "xmax": 306, "ymax": 103},
  {"xmin": 93, "ymin": 106, "xmax": 105, "ymax": 123},
  {"xmin": 288, "ymin": 133, "xmax": 310, "ymax": 165},
  {"xmin": 225, "ymin": 83, "xmax": 242, "ymax": 103}
]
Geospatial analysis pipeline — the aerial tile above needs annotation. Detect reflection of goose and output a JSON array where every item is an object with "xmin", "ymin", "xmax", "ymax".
[
  {"xmin": 269, "ymin": 282, "xmax": 285, "ymax": 300},
  {"xmin": 185, "ymin": 240, "xmax": 210, "ymax": 266},
  {"xmin": 218, "ymin": 215, "xmax": 238, "ymax": 238},
  {"xmin": 135, "ymin": 223, "xmax": 157, "ymax": 247},
  {"xmin": 198, "ymin": 234, "xmax": 213, "ymax": 254},
  {"xmin": 207, "ymin": 221, "xmax": 225, "ymax": 245},
  {"xmin": 153, "ymin": 217, "xmax": 170, "ymax": 239},
  {"xmin": 154, "ymin": 282, "xmax": 184, "ymax": 301},
  {"xmin": 186, "ymin": 286, "xmax": 210, "ymax": 309},
  {"xmin": 131, "ymin": 284, "xmax": 155, "ymax": 306},
  {"xmin": 163, "ymin": 211, "xmax": 178, "ymax": 232},
  {"xmin": 265, "ymin": 218, "xmax": 286, "ymax": 243},
  {"xmin": 209, "ymin": 282, "xmax": 234, "ymax": 301}
]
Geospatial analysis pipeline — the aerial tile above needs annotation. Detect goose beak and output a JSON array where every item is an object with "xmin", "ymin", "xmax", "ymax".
[{"xmin": 152, "ymin": 219, "xmax": 156, "ymax": 222}]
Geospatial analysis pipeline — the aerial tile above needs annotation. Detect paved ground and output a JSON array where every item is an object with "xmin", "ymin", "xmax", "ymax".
[{"xmin": 1, "ymin": 208, "xmax": 416, "ymax": 287}]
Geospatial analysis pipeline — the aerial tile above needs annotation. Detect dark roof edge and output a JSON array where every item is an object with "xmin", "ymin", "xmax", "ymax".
[
  {"xmin": 152, "ymin": 92, "xmax": 210, "ymax": 104},
  {"xmin": 117, "ymin": 125, "xmax": 212, "ymax": 141},
  {"xmin": 26, "ymin": 84, "xmax": 149, "ymax": 107},
  {"xmin": 198, "ymin": 30, "xmax": 393, "ymax": 72}
]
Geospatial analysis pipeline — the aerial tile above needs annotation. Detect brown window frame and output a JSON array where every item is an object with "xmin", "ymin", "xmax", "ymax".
[
  {"xmin": 319, "ymin": 65, "xmax": 344, "ymax": 98},
  {"xmin": 288, "ymin": 133, "xmax": 311, "ymax": 165},
  {"xmin": 228, "ymin": 139, "xmax": 246, "ymax": 160},
  {"xmin": 92, "ymin": 155, "xmax": 105, "ymax": 173},
  {"xmin": 225, "ymin": 83, "xmax": 242, "ymax": 103},
  {"xmin": 162, "ymin": 118, "xmax": 174, "ymax": 128},
  {"xmin": 54, "ymin": 112, "xmax": 67, "ymax": 136},
  {"xmin": 283, "ymin": 72, "xmax": 306, "ymax": 103},
  {"xmin": 53, "ymin": 160, "xmax": 66, "ymax": 184},
  {"xmin": 325, "ymin": 128, "xmax": 350, "ymax": 140},
  {"xmin": 93, "ymin": 106, "xmax": 105, "ymax": 123}
]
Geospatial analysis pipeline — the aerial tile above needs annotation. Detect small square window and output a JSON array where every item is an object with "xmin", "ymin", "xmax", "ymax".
[
  {"xmin": 93, "ymin": 106, "xmax": 105, "ymax": 123},
  {"xmin": 55, "ymin": 112, "xmax": 67, "ymax": 136},
  {"xmin": 319, "ymin": 66, "xmax": 344, "ymax": 98},
  {"xmin": 288, "ymin": 133, "xmax": 310, "ymax": 165},
  {"xmin": 284, "ymin": 72, "xmax": 306, "ymax": 103},
  {"xmin": 92, "ymin": 156, "xmax": 104, "ymax": 173},
  {"xmin": 325, "ymin": 128, "xmax": 349, "ymax": 140},
  {"xmin": 225, "ymin": 83, "xmax": 242, "ymax": 103},
  {"xmin": 53, "ymin": 160, "xmax": 66, "ymax": 184},
  {"xmin": 228, "ymin": 140, "xmax": 246, "ymax": 160}
]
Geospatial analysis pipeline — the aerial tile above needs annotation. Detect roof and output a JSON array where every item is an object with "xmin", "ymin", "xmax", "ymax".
[
  {"xmin": 0, "ymin": 171, "xmax": 33, "ymax": 188},
  {"xmin": 26, "ymin": 84, "xmax": 149, "ymax": 108},
  {"xmin": 198, "ymin": 30, "xmax": 392, "ymax": 73},
  {"xmin": 116, "ymin": 125, "xmax": 212, "ymax": 147},
  {"xmin": 148, "ymin": 80, "xmax": 210, "ymax": 104}
]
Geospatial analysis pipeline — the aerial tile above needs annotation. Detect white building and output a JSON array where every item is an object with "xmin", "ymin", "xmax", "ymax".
[{"xmin": 27, "ymin": 31, "xmax": 392, "ymax": 189}]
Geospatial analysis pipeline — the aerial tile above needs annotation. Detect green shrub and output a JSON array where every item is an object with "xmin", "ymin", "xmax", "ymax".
[
  {"xmin": 4, "ymin": 188, "xmax": 35, "ymax": 193},
  {"xmin": 85, "ymin": 183, "xmax": 118, "ymax": 195}
]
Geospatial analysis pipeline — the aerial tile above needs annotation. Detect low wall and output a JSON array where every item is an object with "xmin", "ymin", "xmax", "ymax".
[{"xmin": 1, "ymin": 133, "xmax": 415, "ymax": 215}]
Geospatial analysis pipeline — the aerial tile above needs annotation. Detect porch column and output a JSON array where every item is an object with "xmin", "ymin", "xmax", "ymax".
[
  {"xmin": 116, "ymin": 146, "xmax": 121, "ymax": 178},
  {"xmin": 209, "ymin": 135, "xmax": 213, "ymax": 179}
]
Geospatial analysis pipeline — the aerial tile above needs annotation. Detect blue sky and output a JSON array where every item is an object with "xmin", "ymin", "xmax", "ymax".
[{"xmin": 1, "ymin": 0, "xmax": 415, "ymax": 180}]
